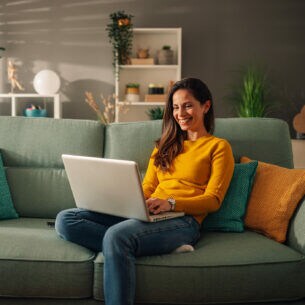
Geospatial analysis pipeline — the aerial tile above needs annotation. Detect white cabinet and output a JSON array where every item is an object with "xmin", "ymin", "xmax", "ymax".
[
  {"xmin": 0, "ymin": 93, "xmax": 61, "ymax": 118},
  {"xmin": 115, "ymin": 28, "xmax": 182, "ymax": 122}
]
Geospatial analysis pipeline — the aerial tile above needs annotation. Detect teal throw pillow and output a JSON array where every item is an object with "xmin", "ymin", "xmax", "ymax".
[
  {"xmin": 203, "ymin": 161, "xmax": 258, "ymax": 232},
  {"xmin": 0, "ymin": 152, "xmax": 19, "ymax": 220}
]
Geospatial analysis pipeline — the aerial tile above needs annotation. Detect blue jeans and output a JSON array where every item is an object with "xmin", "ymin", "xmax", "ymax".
[{"xmin": 55, "ymin": 208, "xmax": 201, "ymax": 305}]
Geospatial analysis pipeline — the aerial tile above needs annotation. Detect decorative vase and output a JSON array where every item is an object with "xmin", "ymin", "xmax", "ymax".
[
  {"xmin": 157, "ymin": 49, "xmax": 174, "ymax": 65},
  {"xmin": 126, "ymin": 93, "xmax": 140, "ymax": 103}
]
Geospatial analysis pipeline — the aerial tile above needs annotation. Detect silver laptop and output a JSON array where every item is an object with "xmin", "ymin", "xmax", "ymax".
[{"xmin": 62, "ymin": 154, "xmax": 184, "ymax": 222}]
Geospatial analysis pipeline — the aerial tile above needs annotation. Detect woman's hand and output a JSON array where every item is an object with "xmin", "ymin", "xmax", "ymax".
[{"xmin": 146, "ymin": 197, "xmax": 171, "ymax": 214}]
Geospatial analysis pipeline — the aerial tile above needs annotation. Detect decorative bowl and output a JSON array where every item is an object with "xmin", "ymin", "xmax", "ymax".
[{"xmin": 24, "ymin": 109, "xmax": 47, "ymax": 117}]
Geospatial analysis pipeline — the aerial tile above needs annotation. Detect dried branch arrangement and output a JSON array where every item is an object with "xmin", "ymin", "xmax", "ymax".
[
  {"xmin": 85, "ymin": 92, "xmax": 130, "ymax": 124},
  {"xmin": 85, "ymin": 91, "xmax": 114, "ymax": 124}
]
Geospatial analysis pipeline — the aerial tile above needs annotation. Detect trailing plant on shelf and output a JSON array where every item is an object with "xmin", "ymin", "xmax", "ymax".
[
  {"xmin": 106, "ymin": 10, "xmax": 133, "ymax": 75},
  {"xmin": 146, "ymin": 107, "xmax": 164, "ymax": 120},
  {"xmin": 229, "ymin": 65, "xmax": 271, "ymax": 117}
]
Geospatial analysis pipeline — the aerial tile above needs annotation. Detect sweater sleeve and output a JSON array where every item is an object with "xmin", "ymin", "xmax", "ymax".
[
  {"xmin": 142, "ymin": 147, "xmax": 159, "ymax": 199},
  {"xmin": 174, "ymin": 140, "xmax": 234, "ymax": 215}
]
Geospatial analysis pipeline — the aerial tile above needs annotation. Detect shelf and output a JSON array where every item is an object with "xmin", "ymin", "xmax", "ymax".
[
  {"xmin": 0, "ymin": 93, "xmax": 58, "ymax": 98},
  {"xmin": 133, "ymin": 28, "xmax": 180, "ymax": 34},
  {"xmin": 0, "ymin": 93, "xmax": 61, "ymax": 118},
  {"xmin": 119, "ymin": 65, "xmax": 178, "ymax": 69},
  {"xmin": 117, "ymin": 101, "xmax": 165, "ymax": 106},
  {"xmin": 115, "ymin": 27, "xmax": 181, "ymax": 122}
]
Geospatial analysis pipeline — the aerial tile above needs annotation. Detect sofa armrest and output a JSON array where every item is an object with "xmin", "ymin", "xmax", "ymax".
[{"xmin": 287, "ymin": 196, "xmax": 305, "ymax": 255}]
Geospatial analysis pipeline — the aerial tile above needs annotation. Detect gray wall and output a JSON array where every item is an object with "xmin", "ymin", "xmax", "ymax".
[{"xmin": 0, "ymin": 0, "xmax": 305, "ymax": 136}]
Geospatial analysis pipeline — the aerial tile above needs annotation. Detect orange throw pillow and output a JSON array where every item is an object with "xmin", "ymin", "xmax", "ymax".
[{"xmin": 240, "ymin": 156, "xmax": 305, "ymax": 243}]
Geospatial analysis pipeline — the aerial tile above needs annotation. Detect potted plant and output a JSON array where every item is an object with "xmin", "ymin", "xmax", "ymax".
[
  {"xmin": 106, "ymin": 11, "xmax": 133, "ymax": 73},
  {"xmin": 157, "ymin": 45, "xmax": 174, "ymax": 65},
  {"xmin": 125, "ymin": 83, "xmax": 140, "ymax": 102},
  {"xmin": 126, "ymin": 83, "xmax": 140, "ymax": 94},
  {"xmin": 146, "ymin": 106, "xmax": 164, "ymax": 120},
  {"xmin": 229, "ymin": 65, "xmax": 271, "ymax": 117}
]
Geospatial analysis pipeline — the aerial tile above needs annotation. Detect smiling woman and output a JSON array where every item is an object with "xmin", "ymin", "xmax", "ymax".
[
  {"xmin": 155, "ymin": 78, "xmax": 216, "ymax": 171},
  {"xmin": 55, "ymin": 77, "xmax": 234, "ymax": 305}
]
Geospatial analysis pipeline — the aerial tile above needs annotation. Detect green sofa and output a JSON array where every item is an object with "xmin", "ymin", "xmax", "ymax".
[{"xmin": 0, "ymin": 116, "xmax": 304, "ymax": 305}]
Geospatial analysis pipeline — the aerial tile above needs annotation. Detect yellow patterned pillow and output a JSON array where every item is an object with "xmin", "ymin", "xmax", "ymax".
[{"xmin": 240, "ymin": 156, "xmax": 305, "ymax": 243}]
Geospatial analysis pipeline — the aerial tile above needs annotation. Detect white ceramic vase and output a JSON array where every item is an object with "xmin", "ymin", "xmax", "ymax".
[{"xmin": 125, "ymin": 93, "xmax": 140, "ymax": 103}]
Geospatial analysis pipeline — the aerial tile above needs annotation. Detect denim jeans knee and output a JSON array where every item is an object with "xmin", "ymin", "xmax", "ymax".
[
  {"xmin": 55, "ymin": 208, "xmax": 78, "ymax": 241},
  {"xmin": 102, "ymin": 221, "xmax": 136, "ymax": 256}
]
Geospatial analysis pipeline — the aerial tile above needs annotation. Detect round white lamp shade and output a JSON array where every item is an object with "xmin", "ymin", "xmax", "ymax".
[{"xmin": 33, "ymin": 70, "xmax": 60, "ymax": 95}]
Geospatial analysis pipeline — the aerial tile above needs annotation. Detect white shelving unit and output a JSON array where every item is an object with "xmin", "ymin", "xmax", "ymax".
[
  {"xmin": 115, "ymin": 28, "xmax": 182, "ymax": 122},
  {"xmin": 0, "ymin": 93, "xmax": 61, "ymax": 118}
]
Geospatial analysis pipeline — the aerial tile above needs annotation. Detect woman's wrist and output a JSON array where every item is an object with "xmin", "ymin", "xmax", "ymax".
[{"xmin": 167, "ymin": 198, "xmax": 176, "ymax": 211}]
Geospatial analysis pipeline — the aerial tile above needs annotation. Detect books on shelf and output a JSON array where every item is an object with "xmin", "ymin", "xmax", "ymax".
[{"xmin": 130, "ymin": 58, "xmax": 154, "ymax": 65}]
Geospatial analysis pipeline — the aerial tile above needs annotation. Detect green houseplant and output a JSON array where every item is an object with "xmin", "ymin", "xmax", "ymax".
[
  {"xmin": 126, "ymin": 83, "xmax": 140, "ymax": 88},
  {"xmin": 230, "ymin": 65, "xmax": 270, "ymax": 117},
  {"xmin": 126, "ymin": 83, "xmax": 140, "ymax": 94},
  {"xmin": 146, "ymin": 107, "xmax": 164, "ymax": 120},
  {"xmin": 106, "ymin": 11, "xmax": 133, "ymax": 70}
]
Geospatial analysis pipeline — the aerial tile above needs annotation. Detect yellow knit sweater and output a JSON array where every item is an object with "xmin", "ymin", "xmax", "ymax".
[{"xmin": 142, "ymin": 135, "xmax": 234, "ymax": 224}]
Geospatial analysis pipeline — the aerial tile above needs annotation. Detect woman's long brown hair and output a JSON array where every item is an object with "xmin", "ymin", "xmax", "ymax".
[{"xmin": 154, "ymin": 78, "xmax": 215, "ymax": 172}]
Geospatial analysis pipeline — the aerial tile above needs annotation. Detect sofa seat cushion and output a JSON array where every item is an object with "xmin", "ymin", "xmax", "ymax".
[
  {"xmin": 94, "ymin": 231, "xmax": 305, "ymax": 304},
  {"xmin": 0, "ymin": 218, "xmax": 95, "ymax": 298}
]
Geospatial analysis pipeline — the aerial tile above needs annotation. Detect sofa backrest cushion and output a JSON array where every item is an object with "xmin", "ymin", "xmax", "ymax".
[
  {"xmin": 6, "ymin": 168, "xmax": 74, "ymax": 218},
  {"xmin": 214, "ymin": 118, "xmax": 293, "ymax": 168},
  {"xmin": 0, "ymin": 117, "xmax": 104, "ymax": 168},
  {"xmin": 0, "ymin": 117, "xmax": 104, "ymax": 218},
  {"xmin": 104, "ymin": 120, "xmax": 162, "ymax": 177},
  {"xmin": 0, "ymin": 116, "xmax": 292, "ymax": 218},
  {"xmin": 104, "ymin": 118, "xmax": 293, "ymax": 178}
]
